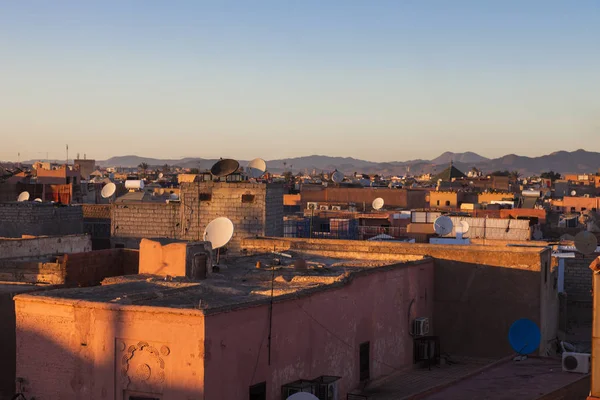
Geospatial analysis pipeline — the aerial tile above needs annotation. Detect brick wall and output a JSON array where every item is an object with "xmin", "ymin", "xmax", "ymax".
[
  {"xmin": 0, "ymin": 235, "xmax": 91, "ymax": 259},
  {"xmin": 61, "ymin": 248, "xmax": 139, "ymax": 287},
  {"xmin": 0, "ymin": 203, "xmax": 83, "ymax": 238},
  {"xmin": 111, "ymin": 182, "xmax": 284, "ymax": 251}
]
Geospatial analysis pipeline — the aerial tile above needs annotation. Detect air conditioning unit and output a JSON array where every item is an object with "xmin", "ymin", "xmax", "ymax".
[
  {"xmin": 319, "ymin": 205, "xmax": 329, "ymax": 211},
  {"xmin": 412, "ymin": 317, "xmax": 430, "ymax": 337},
  {"xmin": 331, "ymin": 206, "xmax": 342, "ymax": 211},
  {"xmin": 562, "ymin": 352, "xmax": 590, "ymax": 374},
  {"xmin": 307, "ymin": 202, "xmax": 318, "ymax": 210}
]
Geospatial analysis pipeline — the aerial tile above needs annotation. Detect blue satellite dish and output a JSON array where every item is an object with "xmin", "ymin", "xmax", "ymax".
[{"xmin": 508, "ymin": 318, "xmax": 541, "ymax": 355}]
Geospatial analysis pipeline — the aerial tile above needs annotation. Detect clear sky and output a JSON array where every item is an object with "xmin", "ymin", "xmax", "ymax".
[{"xmin": 1, "ymin": 1, "xmax": 599, "ymax": 162}]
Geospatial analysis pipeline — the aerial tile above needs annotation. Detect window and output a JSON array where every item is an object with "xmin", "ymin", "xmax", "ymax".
[
  {"xmin": 436, "ymin": 200, "xmax": 440, "ymax": 206},
  {"xmin": 582, "ymin": 208, "xmax": 587, "ymax": 211},
  {"xmin": 199, "ymin": 193, "xmax": 212, "ymax": 201},
  {"xmin": 359, "ymin": 341, "xmax": 370, "ymax": 381},
  {"xmin": 445, "ymin": 200, "xmax": 451, "ymax": 206},
  {"xmin": 570, "ymin": 207, "xmax": 576, "ymax": 212},
  {"xmin": 249, "ymin": 382, "xmax": 266, "ymax": 400},
  {"xmin": 242, "ymin": 194, "xmax": 255, "ymax": 203}
]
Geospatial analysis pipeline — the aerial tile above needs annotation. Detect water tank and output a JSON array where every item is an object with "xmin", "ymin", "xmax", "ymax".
[
  {"xmin": 125, "ymin": 180, "xmax": 145, "ymax": 190},
  {"xmin": 522, "ymin": 189, "xmax": 541, "ymax": 198}
]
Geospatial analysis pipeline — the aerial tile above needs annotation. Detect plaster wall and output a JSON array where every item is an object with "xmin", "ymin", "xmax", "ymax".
[
  {"xmin": 203, "ymin": 258, "xmax": 434, "ymax": 400},
  {"xmin": 15, "ymin": 299, "xmax": 206, "ymax": 400},
  {"xmin": 242, "ymin": 237, "xmax": 557, "ymax": 358}
]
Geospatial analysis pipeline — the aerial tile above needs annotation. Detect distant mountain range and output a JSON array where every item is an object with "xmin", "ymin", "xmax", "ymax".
[{"xmin": 16, "ymin": 150, "xmax": 600, "ymax": 177}]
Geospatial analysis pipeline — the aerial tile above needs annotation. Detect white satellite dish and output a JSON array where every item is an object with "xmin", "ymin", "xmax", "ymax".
[
  {"xmin": 332, "ymin": 170, "xmax": 344, "ymax": 184},
  {"xmin": 574, "ymin": 231, "xmax": 598, "ymax": 255},
  {"xmin": 372, "ymin": 197, "xmax": 384, "ymax": 210},
  {"xmin": 204, "ymin": 217, "xmax": 234, "ymax": 250},
  {"xmin": 17, "ymin": 192, "xmax": 30, "ymax": 202},
  {"xmin": 158, "ymin": 172, "xmax": 164, "ymax": 179},
  {"xmin": 433, "ymin": 215, "xmax": 453, "ymax": 236},
  {"xmin": 571, "ymin": 190, "xmax": 577, "ymax": 196},
  {"xmin": 287, "ymin": 393, "xmax": 319, "ymax": 400},
  {"xmin": 523, "ymin": 179, "xmax": 528, "ymax": 185},
  {"xmin": 101, "ymin": 182, "xmax": 117, "ymax": 199},
  {"xmin": 169, "ymin": 193, "xmax": 179, "ymax": 200},
  {"xmin": 247, "ymin": 158, "xmax": 267, "ymax": 179},
  {"xmin": 34, "ymin": 198, "xmax": 42, "ymax": 202}
]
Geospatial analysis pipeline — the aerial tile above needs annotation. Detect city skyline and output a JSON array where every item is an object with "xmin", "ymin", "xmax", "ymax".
[{"xmin": 1, "ymin": 1, "xmax": 599, "ymax": 161}]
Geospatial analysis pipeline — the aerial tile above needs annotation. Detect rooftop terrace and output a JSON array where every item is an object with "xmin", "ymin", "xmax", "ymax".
[{"xmin": 18, "ymin": 252, "xmax": 429, "ymax": 314}]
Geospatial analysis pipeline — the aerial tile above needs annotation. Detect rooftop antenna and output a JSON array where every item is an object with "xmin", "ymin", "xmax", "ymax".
[
  {"xmin": 101, "ymin": 182, "xmax": 117, "ymax": 203},
  {"xmin": 17, "ymin": 191, "xmax": 30, "ymax": 202},
  {"xmin": 372, "ymin": 197, "xmax": 384, "ymax": 211},
  {"xmin": 247, "ymin": 158, "xmax": 267, "ymax": 180},
  {"xmin": 433, "ymin": 215, "xmax": 453, "ymax": 236},
  {"xmin": 203, "ymin": 217, "xmax": 234, "ymax": 265},
  {"xmin": 66, "ymin": 144, "xmax": 69, "ymax": 165},
  {"xmin": 210, "ymin": 158, "xmax": 239, "ymax": 182},
  {"xmin": 508, "ymin": 318, "xmax": 541, "ymax": 361}
]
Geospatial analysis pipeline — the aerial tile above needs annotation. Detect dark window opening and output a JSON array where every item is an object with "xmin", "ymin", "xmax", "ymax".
[
  {"xmin": 115, "ymin": 243, "xmax": 125, "ymax": 249},
  {"xmin": 593, "ymin": 208, "xmax": 597, "ymax": 212},
  {"xmin": 570, "ymin": 207, "xmax": 576, "ymax": 212},
  {"xmin": 582, "ymin": 208, "xmax": 587, "ymax": 211},
  {"xmin": 445, "ymin": 200, "xmax": 451, "ymax": 206},
  {"xmin": 199, "ymin": 193, "xmax": 212, "ymax": 201},
  {"xmin": 544, "ymin": 261, "xmax": 548, "ymax": 283},
  {"xmin": 359, "ymin": 341, "xmax": 370, "ymax": 381},
  {"xmin": 249, "ymin": 382, "xmax": 266, "ymax": 400},
  {"xmin": 436, "ymin": 200, "xmax": 440, "ymax": 206},
  {"xmin": 242, "ymin": 194, "xmax": 256, "ymax": 203}
]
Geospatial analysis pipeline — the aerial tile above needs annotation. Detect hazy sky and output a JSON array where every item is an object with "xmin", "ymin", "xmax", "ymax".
[{"xmin": 1, "ymin": 1, "xmax": 599, "ymax": 162}]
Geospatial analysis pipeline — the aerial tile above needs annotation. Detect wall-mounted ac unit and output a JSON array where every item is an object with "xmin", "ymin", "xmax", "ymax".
[
  {"xmin": 319, "ymin": 205, "xmax": 329, "ymax": 211},
  {"xmin": 562, "ymin": 352, "xmax": 590, "ymax": 374},
  {"xmin": 412, "ymin": 317, "xmax": 430, "ymax": 337},
  {"xmin": 331, "ymin": 206, "xmax": 342, "ymax": 211},
  {"xmin": 307, "ymin": 202, "xmax": 318, "ymax": 210}
]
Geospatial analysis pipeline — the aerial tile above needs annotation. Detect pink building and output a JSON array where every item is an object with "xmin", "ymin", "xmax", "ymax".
[{"xmin": 14, "ymin": 239, "xmax": 434, "ymax": 400}]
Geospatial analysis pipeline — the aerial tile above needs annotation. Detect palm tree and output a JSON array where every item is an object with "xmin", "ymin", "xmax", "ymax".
[
  {"xmin": 138, "ymin": 162, "xmax": 149, "ymax": 177},
  {"xmin": 509, "ymin": 170, "xmax": 521, "ymax": 181}
]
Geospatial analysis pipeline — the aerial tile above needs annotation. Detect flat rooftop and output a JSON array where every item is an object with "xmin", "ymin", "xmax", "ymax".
[
  {"xmin": 17, "ymin": 252, "xmax": 428, "ymax": 314},
  {"xmin": 352, "ymin": 356, "xmax": 589, "ymax": 400}
]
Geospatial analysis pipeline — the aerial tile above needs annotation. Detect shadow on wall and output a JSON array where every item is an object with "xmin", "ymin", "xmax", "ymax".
[
  {"xmin": 14, "ymin": 282, "xmax": 207, "ymax": 400},
  {"xmin": 434, "ymin": 260, "xmax": 550, "ymax": 358}
]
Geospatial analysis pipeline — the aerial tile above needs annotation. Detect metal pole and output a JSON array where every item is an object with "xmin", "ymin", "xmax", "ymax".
[{"xmin": 267, "ymin": 254, "xmax": 275, "ymax": 365}]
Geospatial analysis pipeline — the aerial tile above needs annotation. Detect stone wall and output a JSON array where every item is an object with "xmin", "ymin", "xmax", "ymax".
[
  {"xmin": 0, "ymin": 203, "xmax": 83, "ymax": 238},
  {"xmin": 241, "ymin": 237, "xmax": 558, "ymax": 358},
  {"xmin": 111, "ymin": 182, "xmax": 284, "ymax": 252}
]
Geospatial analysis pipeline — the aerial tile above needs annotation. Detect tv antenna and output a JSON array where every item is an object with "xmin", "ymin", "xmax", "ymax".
[
  {"xmin": 372, "ymin": 197, "xmax": 384, "ymax": 211},
  {"xmin": 211, "ymin": 158, "xmax": 239, "ymax": 181},
  {"xmin": 101, "ymin": 182, "xmax": 117, "ymax": 203},
  {"xmin": 247, "ymin": 158, "xmax": 267, "ymax": 179},
  {"xmin": 203, "ymin": 217, "xmax": 234, "ymax": 265},
  {"xmin": 17, "ymin": 191, "xmax": 30, "ymax": 202},
  {"xmin": 433, "ymin": 215, "xmax": 453, "ymax": 236}
]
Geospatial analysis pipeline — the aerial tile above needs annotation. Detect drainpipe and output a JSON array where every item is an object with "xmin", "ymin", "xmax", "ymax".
[{"xmin": 588, "ymin": 257, "xmax": 600, "ymax": 399}]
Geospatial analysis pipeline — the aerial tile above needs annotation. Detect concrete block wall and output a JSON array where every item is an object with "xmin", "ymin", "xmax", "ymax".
[
  {"xmin": 0, "ymin": 203, "xmax": 84, "ymax": 238},
  {"xmin": 111, "ymin": 182, "xmax": 285, "ymax": 252},
  {"xmin": 564, "ymin": 257, "xmax": 594, "ymax": 301}
]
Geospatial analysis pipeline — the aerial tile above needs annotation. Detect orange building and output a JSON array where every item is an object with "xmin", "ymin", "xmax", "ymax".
[{"xmin": 36, "ymin": 165, "xmax": 81, "ymax": 185}]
